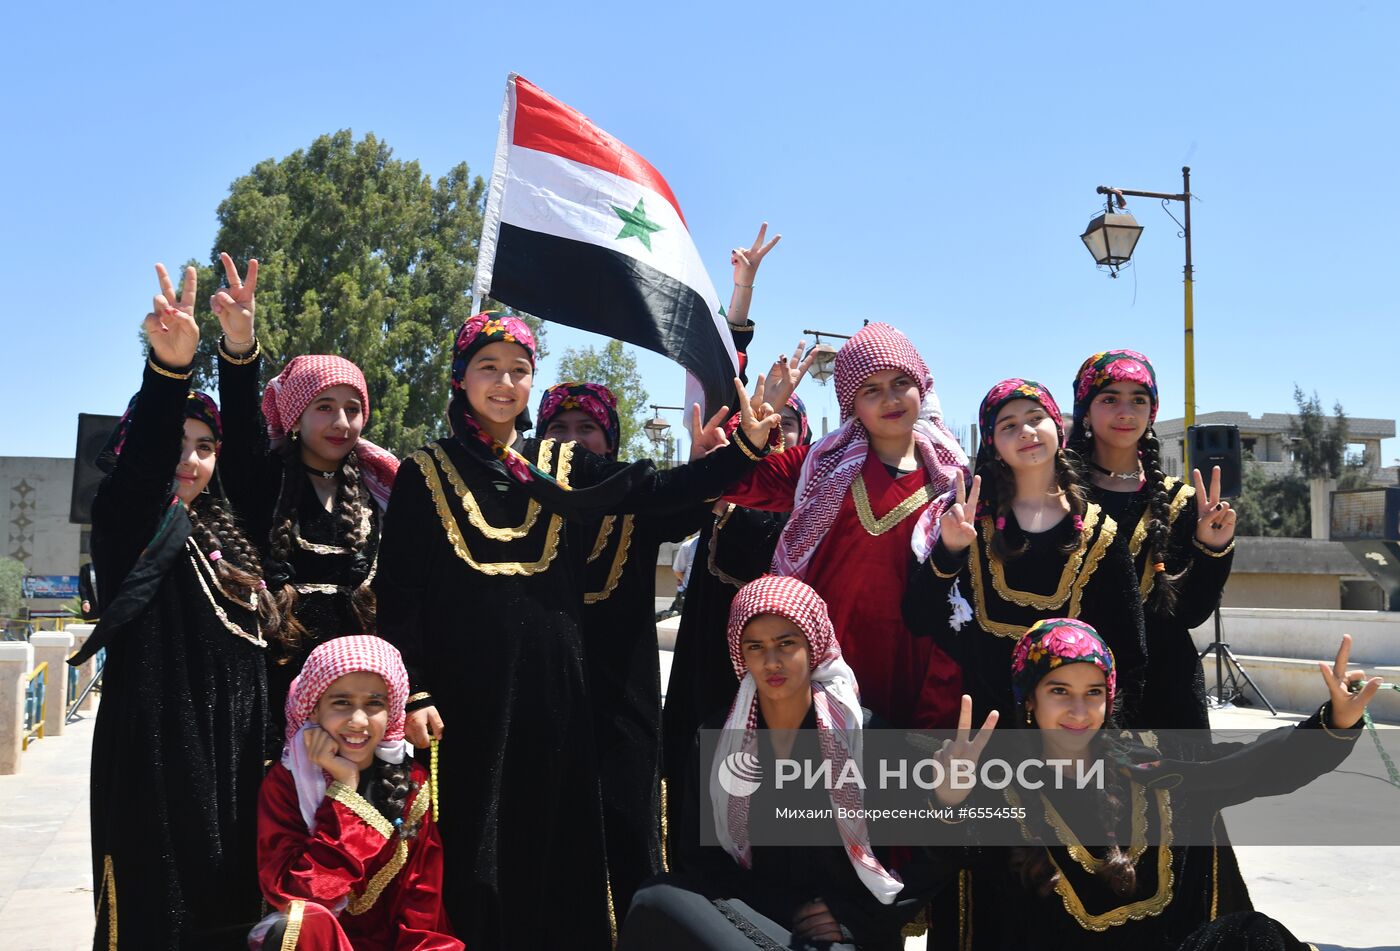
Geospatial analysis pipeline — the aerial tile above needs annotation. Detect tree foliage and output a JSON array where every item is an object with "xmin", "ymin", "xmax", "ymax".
[
  {"xmin": 1289, "ymin": 385, "xmax": 1350, "ymax": 480},
  {"xmin": 183, "ymin": 130, "xmax": 543, "ymax": 456},
  {"xmin": 1233, "ymin": 463, "xmax": 1311, "ymax": 537},
  {"xmin": 0, "ymin": 557, "xmax": 24, "ymax": 618},
  {"xmin": 552, "ymin": 340, "xmax": 652, "ymax": 461}
]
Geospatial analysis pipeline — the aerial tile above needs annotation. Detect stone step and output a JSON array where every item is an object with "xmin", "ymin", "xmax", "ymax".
[
  {"xmin": 1191, "ymin": 608, "xmax": 1400, "ymax": 665},
  {"xmin": 1198, "ymin": 652, "xmax": 1400, "ymax": 723}
]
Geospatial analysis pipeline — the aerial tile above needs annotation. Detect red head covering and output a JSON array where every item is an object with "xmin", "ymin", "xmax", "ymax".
[
  {"xmin": 833, "ymin": 322, "xmax": 932, "ymax": 421},
  {"xmin": 283, "ymin": 634, "xmax": 410, "ymax": 745},
  {"xmin": 261, "ymin": 355, "xmax": 399, "ymax": 510}
]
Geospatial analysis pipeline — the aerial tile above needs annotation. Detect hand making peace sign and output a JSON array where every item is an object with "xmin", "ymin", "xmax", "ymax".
[
  {"xmin": 688, "ymin": 403, "xmax": 734, "ymax": 460},
  {"xmin": 757, "ymin": 339, "xmax": 818, "ymax": 413},
  {"xmin": 143, "ymin": 263, "xmax": 200, "ymax": 369},
  {"xmin": 210, "ymin": 252, "xmax": 258, "ymax": 352},
  {"xmin": 939, "ymin": 473, "xmax": 982, "ymax": 553},
  {"xmin": 733, "ymin": 375, "xmax": 782, "ymax": 453},
  {"xmin": 732, "ymin": 221, "xmax": 781, "ymax": 288},
  {"xmin": 932, "ymin": 695, "xmax": 999, "ymax": 807},
  {"xmin": 1316, "ymin": 634, "xmax": 1382, "ymax": 730},
  {"xmin": 1192, "ymin": 465, "xmax": 1237, "ymax": 549}
]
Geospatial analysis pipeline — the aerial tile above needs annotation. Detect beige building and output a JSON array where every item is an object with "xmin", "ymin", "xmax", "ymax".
[
  {"xmin": 1, "ymin": 457, "xmax": 83, "ymax": 614},
  {"xmin": 1153, "ymin": 411, "xmax": 1395, "ymax": 481}
]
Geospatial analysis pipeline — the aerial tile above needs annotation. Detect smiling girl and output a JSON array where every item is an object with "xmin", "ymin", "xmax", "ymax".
[
  {"xmin": 373, "ymin": 312, "xmax": 780, "ymax": 950},
  {"xmin": 210, "ymin": 254, "xmax": 400, "ymax": 743},
  {"xmin": 721, "ymin": 322, "xmax": 971, "ymax": 731},
  {"xmin": 944, "ymin": 619, "xmax": 1377, "ymax": 950},
  {"xmin": 1067, "ymin": 350, "xmax": 1236, "ymax": 730},
  {"xmin": 251, "ymin": 635, "xmax": 460, "ymax": 950},
  {"xmin": 72, "ymin": 264, "xmax": 280, "ymax": 949},
  {"xmin": 904, "ymin": 379, "xmax": 1147, "ymax": 726}
]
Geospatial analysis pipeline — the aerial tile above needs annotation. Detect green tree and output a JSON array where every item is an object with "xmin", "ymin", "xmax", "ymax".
[
  {"xmin": 551, "ymin": 340, "xmax": 652, "ymax": 460},
  {"xmin": 0, "ymin": 557, "xmax": 24, "ymax": 618},
  {"xmin": 1289, "ymin": 385, "xmax": 1349, "ymax": 480},
  {"xmin": 183, "ymin": 130, "xmax": 543, "ymax": 456},
  {"xmin": 1233, "ymin": 463, "xmax": 1311, "ymax": 537}
]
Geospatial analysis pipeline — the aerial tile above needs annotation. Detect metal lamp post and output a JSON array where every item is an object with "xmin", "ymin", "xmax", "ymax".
[
  {"xmin": 1081, "ymin": 166, "xmax": 1196, "ymax": 435},
  {"xmin": 646, "ymin": 404, "xmax": 685, "ymax": 467}
]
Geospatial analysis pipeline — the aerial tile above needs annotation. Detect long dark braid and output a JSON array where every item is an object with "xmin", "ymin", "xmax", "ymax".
[
  {"xmin": 366, "ymin": 758, "xmax": 420, "ymax": 832},
  {"xmin": 1009, "ymin": 710, "xmax": 1138, "ymax": 898},
  {"xmin": 975, "ymin": 443, "xmax": 1089, "ymax": 563},
  {"xmin": 334, "ymin": 449, "xmax": 377, "ymax": 633},
  {"xmin": 1068, "ymin": 425, "xmax": 1184, "ymax": 613},
  {"xmin": 188, "ymin": 493, "xmax": 282, "ymax": 637},
  {"xmin": 266, "ymin": 441, "xmax": 308, "ymax": 653}
]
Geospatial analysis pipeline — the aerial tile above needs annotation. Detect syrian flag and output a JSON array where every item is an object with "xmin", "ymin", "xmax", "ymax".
[{"xmin": 472, "ymin": 73, "xmax": 738, "ymax": 417}]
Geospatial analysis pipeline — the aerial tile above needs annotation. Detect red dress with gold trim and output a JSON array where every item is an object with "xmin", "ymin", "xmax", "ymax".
[{"xmin": 256, "ymin": 762, "xmax": 462, "ymax": 951}]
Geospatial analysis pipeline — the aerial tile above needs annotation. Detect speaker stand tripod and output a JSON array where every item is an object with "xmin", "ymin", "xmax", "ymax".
[{"xmin": 1198, "ymin": 602, "xmax": 1276, "ymax": 714}]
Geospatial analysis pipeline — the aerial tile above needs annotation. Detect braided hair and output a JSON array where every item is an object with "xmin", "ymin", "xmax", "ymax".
[
  {"xmin": 366, "ymin": 758, "xmax": 420, "ymax": 833},
  {"xmin": 974, "ymin": 441, "xmax": 1089, "ymax": 563},
  {"xmin": 265, "ymin": 440, "xmax": 376, "ymax": 655},
  {"xmin": 1067, "ymin": 425, "xmax": 1185, "ymax": 613},
  {"xmin": 187, "ymin": 492, "xmax": 282, "ymax": 636},
  {"xmin": 1008, "ymin": 709, "xmax": 1139, "ymax": 898}
]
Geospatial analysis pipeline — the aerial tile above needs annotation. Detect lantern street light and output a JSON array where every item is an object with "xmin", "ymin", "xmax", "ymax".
[
  {"xmin": 1082, "ymin": 166, "xmax": 1197, "ymax": 437},
  {"xmin": 802, "ymin": 330, "xmax": 853, "ymax": 386},
  {"xmin": 645, "ymin": 404, "xmax": 686, "ymax": 467}
]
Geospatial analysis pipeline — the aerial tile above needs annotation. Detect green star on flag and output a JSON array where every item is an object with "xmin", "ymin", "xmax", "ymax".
[{"xmin": 612, "ymin": 198, "xmax": 664, "ymax": 251}]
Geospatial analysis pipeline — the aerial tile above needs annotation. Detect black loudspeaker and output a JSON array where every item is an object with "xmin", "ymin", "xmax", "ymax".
[
  {"xmin": 1187, "ymin": 424, "xmax": 1243, "ymax": 499},
  {"xmin": 70, "ymin": 413, "xmax": 121, "ymax": 524}
]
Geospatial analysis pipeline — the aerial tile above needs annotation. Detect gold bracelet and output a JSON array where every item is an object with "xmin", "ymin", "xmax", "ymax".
[
  {"xmin": 218, "ymin": 335, "xmax": 260, "ymax": 365},
  {"xmin": 407, "ymin": 691, "xmax": 433, "ymax": 704},
  {"xmin": 1318, "ymin": 702, "xmax": 1360, "ymax": 739},
  {"xmin": 147, "ymin": 355, "xmax": 193, "ymax": 380},
  {"xmin": 1192, "ymin": 537, "xmax": 1235, "ymax": 558},
  {"xmin": 932, "ymin": 560, "xmax": 963, "ymax": 580},
  {"xmin": 734, "ymin": 434, "xmax": 765, "ymax": 462}
]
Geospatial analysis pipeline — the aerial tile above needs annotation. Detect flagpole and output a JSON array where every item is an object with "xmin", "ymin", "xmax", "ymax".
[{"xmin": 473, "ymin": 74, "xmax": 518, "ymax": 316}]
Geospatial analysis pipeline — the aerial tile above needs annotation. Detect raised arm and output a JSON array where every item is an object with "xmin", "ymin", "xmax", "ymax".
[{"xmin": 212, "ymin": 253, "xmax": 274, "ymax": 528}]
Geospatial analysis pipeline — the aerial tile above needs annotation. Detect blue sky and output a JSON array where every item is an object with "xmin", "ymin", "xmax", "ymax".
[{"xmin": 2, "ymin": 0, "xmax": 1396, "ymax": 463}]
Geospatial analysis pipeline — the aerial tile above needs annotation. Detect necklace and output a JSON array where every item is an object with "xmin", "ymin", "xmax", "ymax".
[
  {"xmin": 304, "ymin": 463, "xmax": 337, "ymax": 480},
  {"xmin": 1089, "ymin": 460, "xmax": 1143, "ymax": 482}
]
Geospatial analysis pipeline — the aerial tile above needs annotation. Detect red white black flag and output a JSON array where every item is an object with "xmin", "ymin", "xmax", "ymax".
[{"xmin": 473, "ymin": 73, "xmax": 738, "ymax": 416}]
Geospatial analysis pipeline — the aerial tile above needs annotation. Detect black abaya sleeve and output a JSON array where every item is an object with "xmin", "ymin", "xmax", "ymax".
[
  {"xmin": 572, "ymin": 438, "xmax": 760, "ymax": 517},
  {"xmin": 371, "ymin": 453, "xmax": 437, "ymax": 694},
  {"xmin": 215, "ymin": 346, "xmax": 276, "ymax": 543},
  {"xmin": 90, "ymin": 359, "xmax": 191, "ymax": 601},
  {"xmin": 1168, "ymin": 493, "xmax": 1235, "ymax": 629}
]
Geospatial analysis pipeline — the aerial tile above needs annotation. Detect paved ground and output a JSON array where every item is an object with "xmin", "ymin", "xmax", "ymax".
[{"xmin": 3, "ymin": 675, "xmax": 1397, "ymax": 949}]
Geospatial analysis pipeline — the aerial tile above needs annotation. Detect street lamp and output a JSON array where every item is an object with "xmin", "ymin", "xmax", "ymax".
[
  {"xmin": 802, "ymin": 330, "xmax": 854, "ymax": 386},
  {"xmin": 1082, "ymin": 166, "xmax": 1197, "ymax": 435},
  {"xmin": 646, "ymin": 404, "xmax": 686, "ymax": 467}
]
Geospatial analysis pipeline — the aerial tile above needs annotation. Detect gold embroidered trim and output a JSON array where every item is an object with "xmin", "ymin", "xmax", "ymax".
[
  {"xmin": 218, "ymin": 335, "xmax": 261, "ymax": 365},
  {"xmin": 147, "ymin": 355, "xmax": 193, "ymax": 380},
  {"xmin": 1319, "ymin": 702, "xmax": 1360, "ymax": 739},
  {"xmin": 100, "ymin": 853, "xmax": 118, "ymax": 951},
  {"xmin": 1042, "ymin": 778, "xmax": 1150, "ymax": 872},
  {"xmin": 407, "ymin": 691, "xmax": 432, "ymax": 704},
  {"xmin": 1005, "ymin": 782, "xmax": 1175, "ymax": 931},
  {"xmin": 430, "ymin": 440, "xmax": 547, "ymax": 540},
  {"xmin": 852, "ymin": 475, "xmax": 935, "ymax": 536},
  {"xmin": 1192, "ymin": 537, "xmax": 1235, "ymax": 558},
  {"xmin": 186, "ymin": 544, "xmax": 266, "ymax": 647},
  {"xmin": 659, "ymin": 778, "xmax": 670, "ymax": 873},
  {"xmin": 293, "ymin": 503, "xmax": 372, "ymax": 555},
  {"xmin": 983, "ymin": 504, "xmax": 1104, "ymax": 609},
  {"xmin": 734, "ymin": 430, "xmax": 766, "ymax": 462},
  {"xmin": 967, "ymin": 508, "xmax": 1117, "ymax": 638},
  {"xmin": 347, "ymin": 790, "xmax": 432, "ymax": 916},
  {"xmin": 187, "ymin": 539, "xmax": 258, "ymax": 610},
  {"xmin": 411, "ymin": 449, "xmax": 563, "ymax": 575},
  {"xmin": 584, "ymin": 515, "xmax": 634, "ymax": 605},
  {"xmin": 327, "ymin": 781, "xmax": 394, "ymax": 839},
  {"xmin": 706, "ymin": 504, "xmax": 747, "ymax": 588},
  {"xmin": 1133, "ymin": 479, "xmax": 1193, "ymax": 598},
  {"xmin": 931, "ymin": 555, "xmax": 964, "ymax": 580},
  {"xmin": 281, "ymin": 899, "xmax": 304, "ymax": 950},
  {"xmin": 587, "ymin": 516, "xmax": 617, "ymax": 563}
]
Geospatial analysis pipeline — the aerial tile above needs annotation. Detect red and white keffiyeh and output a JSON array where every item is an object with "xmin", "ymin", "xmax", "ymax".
[
  {"xmin": 771, "ymin": 323, "xmax": 969, "ymax": 577},
  {"xmin": 262, "ymin": 355, "xmax": 400, "ymax": 511},
  {"xmin": 711, "ymin": 575, "xmax": 904, "ymax": 905},
  {"xmin": 281, "ymin": 635, "xmax": 410, "ymax": 832}
]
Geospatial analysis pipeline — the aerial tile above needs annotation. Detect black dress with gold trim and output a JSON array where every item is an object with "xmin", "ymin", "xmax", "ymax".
[
  {"xmin": 216, "ymin": 347, "xmax": 381, "ymax": 748},
  {"xmin": 570, "ymin": 502, "xmax": 710, "ymax": 919},
  {"xmin": 957, "ymin": 710, "xmax": 1356, "ymax": 950},
  {"xmin": 1092, "ymin": 478, "xmax": 1235, "ymax": 731},
  {"xmin": 373, "ymin": 434, "xmax": 757, "ymax": 951},
  {"xmin": 903, "ymin": 505, "xmax": 1148, "ymax": 726},
  {"xmin": 87, "ymin": 362, "xmax": 268, "ymax": 950}
]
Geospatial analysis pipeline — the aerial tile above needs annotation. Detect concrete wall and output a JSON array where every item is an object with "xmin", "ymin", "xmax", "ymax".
[
  {"xmin": 1222, "ymin": 573, "xmax": 1341, "ymax": 610},
  {"xmin": 1, "ymin": 457, "xmax": 80, "ymax": 612}
]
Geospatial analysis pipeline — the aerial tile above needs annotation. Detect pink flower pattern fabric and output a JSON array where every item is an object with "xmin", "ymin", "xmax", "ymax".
[
  {"xmin": 1071, "ymin": 349, "xmax": 1159, "ymax": 426},
  {"xmin": 1009, "ymin": 617, "xmax": 1117, "ymax": 710},
  {"xmin": 977, "ymin": 378, "xmax": 1065, "ymax": 448}
]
